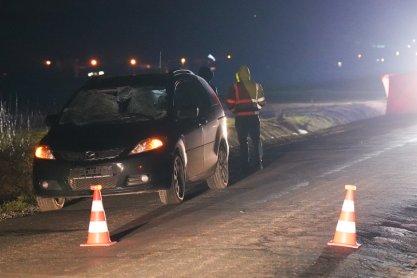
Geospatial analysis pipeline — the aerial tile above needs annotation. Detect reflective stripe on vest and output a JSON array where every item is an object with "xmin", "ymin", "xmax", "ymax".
[{"xmin": 235, "ymin": 111, "xmax": 259, "ymax": 116}]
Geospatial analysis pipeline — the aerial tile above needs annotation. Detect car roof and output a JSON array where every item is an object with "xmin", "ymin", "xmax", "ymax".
[{"xmin": 81, "ymin": 70, "xmax": 197, "ymax": 90}]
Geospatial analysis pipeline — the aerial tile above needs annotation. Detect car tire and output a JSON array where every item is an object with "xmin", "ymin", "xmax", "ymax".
[
  {"xmin": 207, "ymin": 143, "xmax": 229, "ymax": 190},
  {"xmin": 36, "ymin": 197, "xmax": 65, "ymax": 211},
  {"xmin": 159, "ymin": 154, "xmax": 185, "ymax": 205}
]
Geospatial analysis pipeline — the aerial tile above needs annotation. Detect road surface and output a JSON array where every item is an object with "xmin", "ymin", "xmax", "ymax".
[{"xmin": 0, "ymin": 115, "xmax": 416, "ymax": 277}]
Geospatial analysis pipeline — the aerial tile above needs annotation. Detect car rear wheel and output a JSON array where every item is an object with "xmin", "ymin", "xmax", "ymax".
[
  {"xmin": 36, "ymin": 197, "xmax": 65, "ymax": 211},
  {"xmin": 159, "ymin": 154, "xmax": 185, "ymax": 205},
  {"xmin": 207, "ymin": 143, "xmax": 229, "ymax": 190}
]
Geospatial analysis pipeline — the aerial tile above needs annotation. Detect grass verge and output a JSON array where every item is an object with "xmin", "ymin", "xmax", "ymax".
[{"xmin": 0, "ymin": 194, "xmax": 38, "ymax": 221}]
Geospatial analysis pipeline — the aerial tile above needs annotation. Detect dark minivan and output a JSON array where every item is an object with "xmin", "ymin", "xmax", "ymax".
[{"xmin": 33, "ymin": 70, "xmax": 229, "ymax": 211}]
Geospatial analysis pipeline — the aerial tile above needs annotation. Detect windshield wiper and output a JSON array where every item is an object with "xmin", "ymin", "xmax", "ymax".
[
  {"xmin": 59, "ymin": 113, "xmax": 156, "ymax": 126},
  {"xmin": 117, "ymin": 113, "xmax": 155, "ymax": 120}
]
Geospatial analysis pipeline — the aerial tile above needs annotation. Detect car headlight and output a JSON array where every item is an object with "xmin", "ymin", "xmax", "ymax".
[
  {"xmin": 35, "ymin": 145, "xmax": 56, "ymax": 160},
  {"xmin": 129, "ymin": 137, "xmax": 165, "ymax": 155}
]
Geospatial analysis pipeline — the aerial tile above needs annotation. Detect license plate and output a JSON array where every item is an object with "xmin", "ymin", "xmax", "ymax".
[{"xmin": 70, "ymin": 165, "xmax": 113, "ymax": 179}]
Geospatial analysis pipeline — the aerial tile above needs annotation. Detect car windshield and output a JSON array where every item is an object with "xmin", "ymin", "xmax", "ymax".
[{"xmin": 59, "ymin": 85, "xmax": 168, "ymax": 125}]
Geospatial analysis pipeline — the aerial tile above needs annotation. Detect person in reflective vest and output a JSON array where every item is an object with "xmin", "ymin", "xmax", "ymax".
[{"xmin": 226, "ymin": 65, "xmax": 266, "ymax": 172}]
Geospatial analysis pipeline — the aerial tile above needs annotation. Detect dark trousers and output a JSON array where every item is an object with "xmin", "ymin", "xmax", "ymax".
[{"xmin": 235, "ymin": 115, "xmax": 263, "ymax": 169}]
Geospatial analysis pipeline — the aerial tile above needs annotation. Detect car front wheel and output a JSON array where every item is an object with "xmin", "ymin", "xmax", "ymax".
[
  {"xmin": 159, "ymin": 154, "xmax": 185, "ymax": 205},
  {"xmin": 207, "ymin": 143, "xmax": 229, "ymax": 190},
  {"xmin": 36, "ymin": 197, "xmax": 65, "ymax": 211}
]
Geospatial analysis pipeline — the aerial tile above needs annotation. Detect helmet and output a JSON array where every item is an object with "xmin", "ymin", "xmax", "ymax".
[{"xmin": 236, "ymin": 65, "xmax": 251, "ymax": 82}]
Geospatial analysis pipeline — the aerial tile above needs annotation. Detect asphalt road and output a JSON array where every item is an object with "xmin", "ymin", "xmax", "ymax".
[{"xmin": 0, "ymin": 115, "xmax": 416, "ymax": 277}]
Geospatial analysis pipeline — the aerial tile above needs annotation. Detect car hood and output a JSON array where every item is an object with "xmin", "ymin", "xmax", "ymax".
[{"xmin": 42, "ymin": 120, "xmax": 173, "ymax": 152}]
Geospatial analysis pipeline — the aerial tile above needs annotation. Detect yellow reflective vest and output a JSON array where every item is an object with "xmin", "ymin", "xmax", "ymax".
[{"xmin": 226, "ymin": 66, "xmax": 265, "ymax": 116}]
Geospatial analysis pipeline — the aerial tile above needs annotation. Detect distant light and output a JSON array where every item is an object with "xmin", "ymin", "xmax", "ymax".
[
  {"xmin": 208, "ymin": 54, "xmax": 216, "ymax": 61},
  {"xmin": 381, "ymin": 58, "xmax": 385, "ymax": 63},
  {"xmin": 90, "ymin": 59, "xmax": 98, "ymax": 66},
  {"xmin": 180, "ymin": 58, "xmax": 186, "ymax": 65},
  {"xmin": 45, "ymin": 60, "xmax": 52, "ymax": 66},
  {"xmin": 146, "ymin": 64, "xmax": 151, "ymax": 69},
  {"xmin": 413, "ymin": 39, "xmax": 416, "ymax": 44},
  {"xmin": 87, "ymin": 71, "xmax": 104, "ymax": 77},
  {"xmin": 337, "ymin": 61, "xmax": 342, "ymax": 68},
  {"xmin": 372, "ymin": 44, "xmax": 386, "ymax": 49},
  {"xmin": 357, "ymin": 53, "xmax": 363, "ymax": 59},
  {"xmin": 130, "ymin": 58, "xmax": 137, "ymax": 66},
  {"xmin": 407, "ymin": 44, "xmax": 412, "ymax": 49},
  {"xmin": 395, "ymin": 51, "xmax": 400, "ymax": 56},
  {"xmin": 376, "ymin": 58, "xmax": 380, "ymax": 62},
  {"xmin": 227, "ymin": 54, "xmax": 232, "ymax": 60}
]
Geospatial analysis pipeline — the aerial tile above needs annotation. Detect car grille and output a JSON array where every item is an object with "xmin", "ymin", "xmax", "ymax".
[
  {"xmin": 57, "ymin": 148, "xmax": 124, "ymax": 161},
  {"xmin": 68, "ymin": 165, "xmax": 120, "ymax": 190}
]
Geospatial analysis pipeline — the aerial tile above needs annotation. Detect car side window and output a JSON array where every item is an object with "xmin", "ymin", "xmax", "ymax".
[
  {"xmin": 200, "ymin": 78, "xmax": 221, "ymax": 107},
  {"xmin": 193, "ymin": 80, "xmax": 212, "ymax": 115},
  {"xmin": 174, "ymin": 80, "xmax": 195, "ymax": 109},
  {"xmin": 174, "ymin": 78, "xmax": 211, "ymax": 115}
]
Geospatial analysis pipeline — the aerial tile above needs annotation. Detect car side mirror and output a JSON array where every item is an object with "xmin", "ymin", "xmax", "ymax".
[
  {"xmin": 45, "ymin": 114, "xmax": 59, "ymax": 127},
  {"xmin": 177, "ymin": 106, "xmax": 199, "ymax": 120}
]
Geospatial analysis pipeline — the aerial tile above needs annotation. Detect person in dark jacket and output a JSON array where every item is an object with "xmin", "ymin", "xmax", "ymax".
[
  {"xmin": 226, "ymin": 65, "xmax": 265, "ymax": 172},
  {"xmin": 198, "ymin": 66, "xmax": 218, "ymax": 95}
]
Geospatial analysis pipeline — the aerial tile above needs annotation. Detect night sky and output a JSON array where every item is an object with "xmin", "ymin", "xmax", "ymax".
[{"xmin": 1, "ymin": 0, "xmax": 417, "ymax": 105}]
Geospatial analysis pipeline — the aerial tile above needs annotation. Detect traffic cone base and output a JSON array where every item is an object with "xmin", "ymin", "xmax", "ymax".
[
  {"xmin": 81, "ymin": 242, "xmax": 116, "ymax": 247},
  {"xmin": 81, "ymin": 185, "xmax": 116, "ymax": 247},
  {"xmin": 328, "ymin": 240, "xmax": 361, "ymax": 249},
  {"xmin": 328, "ymin": 184, "xmax": 361, "ymax": 249},
  {"xmin": 80, "ymin": 230, "xmax": 116, "ymax": 247}
]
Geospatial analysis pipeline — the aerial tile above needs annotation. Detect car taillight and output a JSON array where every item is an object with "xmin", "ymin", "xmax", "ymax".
[
  {"xmin": 129, "ymin": 137, "xmax": 165, "ymax": 155},
  {"xmin": 35, "ymin": 145, "xmax": 56, "ymax": 160}
]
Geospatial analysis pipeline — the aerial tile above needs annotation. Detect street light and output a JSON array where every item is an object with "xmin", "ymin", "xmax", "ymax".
[
  {"xmin": 227, "ymin": 54, "xmax": 232, "ymax": 60},
  {"xmin": 180, "ymin": 58, "xmax": 186, "ymax": 66},
  {"xmin": 130, "ymin": 58, "xmax": 137, "ymax": 66},
  {"xmin": 90, "ymin": 59, "xmax": 98, "ymax": 67},
  {"xmin": 44, "ymin": 59, "xmax": 52, "ymax": 66},
  {"xmin": 129, "ymin": 58, "xmax": 138, "ymax": 75}
]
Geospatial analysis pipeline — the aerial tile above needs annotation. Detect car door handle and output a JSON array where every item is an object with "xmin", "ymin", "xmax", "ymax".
[{"xmin": 198, "ymin": 119, "xmax": 208, "ymax": 127}]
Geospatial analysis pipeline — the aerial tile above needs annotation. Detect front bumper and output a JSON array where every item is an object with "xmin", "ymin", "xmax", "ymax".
[{"xmin": 33, "ymin": 151, "xmax": 172, "ymax": 198}]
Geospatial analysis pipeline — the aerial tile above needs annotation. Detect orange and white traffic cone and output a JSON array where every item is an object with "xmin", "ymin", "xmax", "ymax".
[
  {"xmin": 328, "ymin": 184, "xmax": 361, "ymax": 249},
  {"xmin": 81, "ymin": 185, "xmax": 116, "ymax": 247}
]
